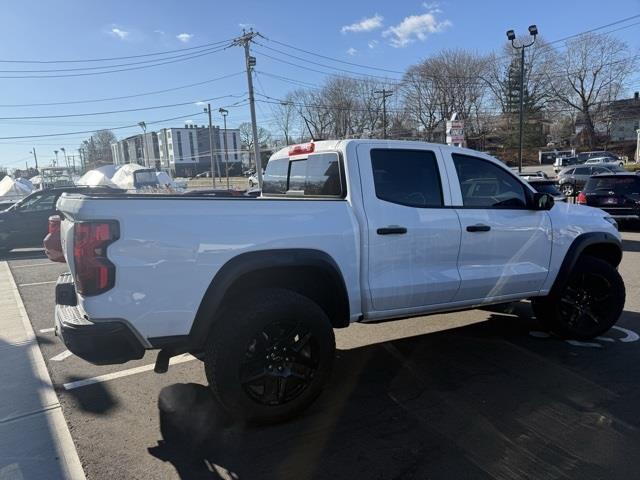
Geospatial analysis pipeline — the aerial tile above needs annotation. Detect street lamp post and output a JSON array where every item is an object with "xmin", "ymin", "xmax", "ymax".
[
  {"xmin": 60, "ymin": 147, "xmax": 68, "ymax": 169},
  {"xmin": 53, "ymin": 150, "xmax": 59, "ymax": 167},
  {"xmin": 29, "ymin": 148, "xmax": 38, "ymax": 170},
  {"xmin": 138, "ymin": 121, "xmax": 147, "ymax": 167},
  {"xmin": 204, "ymin": 105, "xmax": 217, "ymax": 187},
  {"xmin": 506, "ymin": 25, "xmax": 538, "ymax": 173},
  {"xmin": 219, "ymin": 108, "xmax": 230, "ymax": 189}
]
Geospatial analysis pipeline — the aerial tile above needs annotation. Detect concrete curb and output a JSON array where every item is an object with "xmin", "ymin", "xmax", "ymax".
[{"xmin": 0, "ymin": 261, "xmax": 85, "ymax": 479}]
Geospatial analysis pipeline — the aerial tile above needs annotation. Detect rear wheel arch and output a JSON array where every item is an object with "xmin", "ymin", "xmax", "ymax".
[{"xmin": 189, "ymin": 249, "xmax": 350, "ymax": 350}]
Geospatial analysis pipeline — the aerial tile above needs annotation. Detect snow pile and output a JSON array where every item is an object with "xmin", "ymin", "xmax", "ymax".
[
  {"xmin": 111, "ymin": 163, "xmax": 146, "ymax": 190},
  {"xmin": 77, "ymin": 169, "xmax": 117, "ymax": 188},
  {"xmin": 0, "ymin": 176, "xmax": 33, "ymax": 200}
]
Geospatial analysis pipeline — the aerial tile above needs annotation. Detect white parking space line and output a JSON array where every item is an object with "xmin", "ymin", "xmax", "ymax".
[
  {"xmin": 39, "ymin": 328, "xmax": 55, "ymax": 334},
  {"xmin": 12, "ymin": 262, "xmax": 60, "ymax": 269},
  {"xmin": 18, "ymin": 281, "xmax": 57, "ymax": 287},
  {"xmin": 63, "ymin": 354, "xmax": 198, "ymax": 391},
  {"xmin": 51, "ymin": 350, "xmax": 73, "ymax": 362}
]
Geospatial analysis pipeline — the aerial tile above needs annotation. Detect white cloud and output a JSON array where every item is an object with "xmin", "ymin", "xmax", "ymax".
[
  {"xmin": 383, "ymin": 13, "xmax": 451, "ymax": 48},
  {"xmin": 238, "ymin": 23, "xmax": 254, "ymax": 29},
  {"xmin": 154, "ymin": 29, "xmax": 165, "ymax": 35},
  {"xmin": 346, "ymin": 47, "xmax": 357, "ymax": 56},
  {"xmin": 368, "ymin": 39, "xmax": 379, "ymax": 49},
  {"xmin": 194, "ymin": 101, "xmax": 206, "ymax": 106},
  {"xmin": 110, "ymin": 27, "xmax": 129, "ymax": 40},
  {"xmin": 176, "ymin": 33, "xmax": 194, "ymax": 43},
  {"xmin": 184, "ymin": 119, "xmax": 194, "ymax": 125},
  {"xmin": 341, "ymin": 14, "xmax": 383, "ymax": 34}
]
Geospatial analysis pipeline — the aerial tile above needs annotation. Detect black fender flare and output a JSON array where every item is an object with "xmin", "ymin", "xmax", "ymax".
[
  {"xmin": 549, "ymin": 232, "xmax": 622, "ymax": 296},
  {"xmin": 187, "ymin": 249, "xmax": 350, "ymax": 349}
]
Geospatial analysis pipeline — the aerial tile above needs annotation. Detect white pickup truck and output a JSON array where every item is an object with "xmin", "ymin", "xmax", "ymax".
[{"xmin": 55, "ymin": 140, "xmax": 625, "ymax": 423}]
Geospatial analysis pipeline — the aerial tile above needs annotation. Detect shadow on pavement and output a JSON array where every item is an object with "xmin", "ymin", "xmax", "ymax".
[
  {"xmin": 0, "ymin": 249, "xmax": 47, "ymax": 261},
  {"xmin": 148, "ymin": 305, "xmax": 640, "ymax": 480},
  {"xmin": 59, "ymin": 378, "xmax": 119, "ymax": 414},
  {"xmin": 622, "ymin": 238, "xmax": 640, "ymax": 253}
]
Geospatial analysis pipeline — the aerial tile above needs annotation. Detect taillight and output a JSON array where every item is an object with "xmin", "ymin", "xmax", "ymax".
[
  {"xmin": 73, "ymin": 222, "xmax": 119, "ymax": 296},
  {"xmin": 289, "ymin": 142, "xmax": 315, "ymax": 156},
  {"xmin": 577, "ymin": 192, "xmax": 587, "ymax": 204},
  {"xmin": 48, "ymin": 215, "xmax": 61, "ymax": 235}
]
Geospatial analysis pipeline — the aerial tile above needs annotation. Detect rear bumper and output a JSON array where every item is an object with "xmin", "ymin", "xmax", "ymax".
[
  {"xmin": 598, "ymin": 208, "xmax": 640, "ymax": 220},
  {"xmin": 54, "ymin": 273, "xmax": 145, "ymax": 365}
]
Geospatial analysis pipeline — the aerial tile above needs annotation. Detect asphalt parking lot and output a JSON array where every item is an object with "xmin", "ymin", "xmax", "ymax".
[{"xmin": 7, "ymin": 230, "xmax": 640, "ymax": 480}]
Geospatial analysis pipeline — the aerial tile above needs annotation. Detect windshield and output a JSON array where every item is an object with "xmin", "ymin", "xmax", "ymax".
[{"xmin": 531, "ymin": 183, "xmax": 562, "ymax": 195}]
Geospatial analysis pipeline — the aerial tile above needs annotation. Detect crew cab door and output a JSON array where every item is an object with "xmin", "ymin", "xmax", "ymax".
[
  {"xmin": 357, "ymin": 144, "xmax": 462, "ymax": 312},
  {"xmin": 445, "ymin": 151, "xmax": 552, "ymax": 301}
]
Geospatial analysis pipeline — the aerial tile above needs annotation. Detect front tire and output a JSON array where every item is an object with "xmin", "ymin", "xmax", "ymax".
[
  {"xmin": 532, "ymin": 255, "xmax": 625, "ymax": 340},
  {"xmin": 204, "ymin": 288, "xmax": 335, "ymax": 424},
  {"xmin": 560, "ymin": 183, "xmax": 575, "ymax": 196}
]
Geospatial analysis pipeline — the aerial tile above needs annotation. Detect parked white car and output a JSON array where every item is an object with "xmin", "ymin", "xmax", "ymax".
[
  {"xmin": 54, "ymin": 139, "xmax": 625, "ymax": 423},
  {"xmin": 585, "ymin": 157, "xmax": 624, "ymax": 167}
]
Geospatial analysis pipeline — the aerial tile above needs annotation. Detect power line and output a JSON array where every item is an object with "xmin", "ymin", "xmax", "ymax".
[
  {"xmin": 0, "ymin": 103, "xmax": 250, "ymax": 140},
  {"xmin": 0, "ymin": 45, "xmax": 231, "ymax": 74},
  {"xmin": 0, "ymin": 37, "xmax": 234, "ymax": 64},
  {"xmin": 0, "ymin": 46, "xmax": 230, "ymax": 79},
  {"xmin": 0, "ymin": 72, "xmax": 245, "ymax": 108},
  {"xmin": 260, "ymin": 14, "xmax": 640, "ymax": 78},
  {"xmin": 0, "ymin": 93, "xmax": 246, "ymax": 120}
]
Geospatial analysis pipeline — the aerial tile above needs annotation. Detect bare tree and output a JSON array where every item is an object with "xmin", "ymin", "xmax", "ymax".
[
  {"xmin": 79, "ymin": 129, "xmax": 116, "ymax": 169},
  {"xmin": 549, "ymin": 32, "xmax": 636, "ymax": 147},
  {"xmin": 271, "ymin": 94, "xmax": 297, "ymax": 145},
  {"xmin": 401, "ymin": 49, "xmax": 490, "ymax": 142},
  {"xmin": 238, "ymin": 122, "xmax": 271, "ymax": 150}
]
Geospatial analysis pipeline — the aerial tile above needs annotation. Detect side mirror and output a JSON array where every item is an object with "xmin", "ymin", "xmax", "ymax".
[{"xmin": 532, "ymin": 192, "xmax": 554, "ymax": 211}]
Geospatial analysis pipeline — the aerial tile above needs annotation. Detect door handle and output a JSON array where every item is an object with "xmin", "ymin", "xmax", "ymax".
[
  {"xmin": 377, "ymin": 226, "xmax": 407, "ymax": 235},
  {"xmin": 466, "ymin": 224, "xmax": 491, "ymax": 232}
]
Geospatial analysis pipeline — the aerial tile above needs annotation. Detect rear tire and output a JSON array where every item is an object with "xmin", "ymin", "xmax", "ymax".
[
  {"xmin": 204, "ymin": 288, "xmax": 335, "ymax": 424},
  {"xmin": 531, "ymin": 255, "xmax": 625, "ymax": 340}
]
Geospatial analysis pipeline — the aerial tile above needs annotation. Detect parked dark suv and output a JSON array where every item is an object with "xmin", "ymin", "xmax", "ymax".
[
  {"xmin": 578, "ymin": 172, "xmax": 640, "ymax": 225},
  {"xmin": 557, "ymin": 164, "xmax": 624, "ymax": 196}
]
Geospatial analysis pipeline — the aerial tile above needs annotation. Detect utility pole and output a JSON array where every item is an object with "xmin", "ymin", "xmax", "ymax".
[
  {"xmin": 374, "ymin": 88, "xmax": 393, "ymax": 139},
  {"xmin": 205, "ymin": 104, "xmax": 217, "ymax": 187},
  {"xmin": 30, "ymin": 148, "xmax": 38, "ymax": 170},
  {"xmin": 234, "ymin": 31, "xmax": 262, "ymax": 187},
  {"xmin": 219, "ymin": 108, "xmax": 230, "ymax": 189}
]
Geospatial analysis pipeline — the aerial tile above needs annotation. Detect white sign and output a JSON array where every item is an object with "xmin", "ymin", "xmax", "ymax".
[{"xmin": 446, "ymin": 120, "xmax": 465, "ymax": 145}]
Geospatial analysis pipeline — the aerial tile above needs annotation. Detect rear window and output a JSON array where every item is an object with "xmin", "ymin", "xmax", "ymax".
[
  {"xmin": 262, "ymin": 152, "xmax": 343, "ymax": 197},
  {"xmin": 134, "ymin": 170, "xmax": 158, "ymax": 186},
  {"xmin": 585, "ymin": 177, "xmax": 640, "ymax": 194}
]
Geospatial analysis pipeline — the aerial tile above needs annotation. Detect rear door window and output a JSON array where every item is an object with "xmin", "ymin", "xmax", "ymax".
[
  {"xmin": 370, "ymin": 149, "xmax": 443, "ymax": 208},
  {"xmin": 574, "ymin": 167, "xmax": 590, "ymax": 175}
]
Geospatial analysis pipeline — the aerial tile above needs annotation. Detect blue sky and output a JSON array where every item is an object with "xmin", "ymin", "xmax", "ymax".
[{"xmin": 0, "ymin": 0, "xmax": 638, "ymax": 169}]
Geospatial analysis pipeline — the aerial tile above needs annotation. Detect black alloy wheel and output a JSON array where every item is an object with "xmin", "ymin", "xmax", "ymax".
[{"xmin": 240, "ymin": 321, "xmax": 318, "ymax": 406}]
